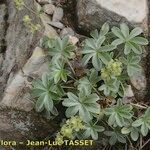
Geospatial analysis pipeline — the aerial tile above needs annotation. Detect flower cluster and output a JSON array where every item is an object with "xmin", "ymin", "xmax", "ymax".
[
  {"xmin": 23, "ymin": 15, "xmax": 31, "ymax": 24},
  {"xmin": 101, "ymin": 59, "xmax": 122, "ymax": 81},
  {"xmin": 14, "ymin": 0, "xmax": 24, "ymax": 10},
  {"xmin": 55, "ymin": 133, "xmax": 64, "ymax": 145},
  {"xmin": 23, "ymin": 15, "xmax": 41, "ymax": 33},
  {"xmin": 55, "ymin": 116, "xmax": 84, "ymax": 144}
]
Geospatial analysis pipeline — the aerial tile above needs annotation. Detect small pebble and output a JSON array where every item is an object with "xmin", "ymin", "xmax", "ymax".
[
  {"xmin": 44, "ymin": 24, "xmax": 58, "ymax": 38},
  {"xmin": 40, "ymin": 13, "xmax": 51, "ymax": 25},
  {"xmin": 60, "ymin": 27, "xmax": 75, "ymax": 38},
  {"xmin": 52, "ymin": 7, "xmax": 64, "ymax": 22},
  {"xmin": 49, "ymin": 21, "xmax": 64, "ymax": 29},
  {"xmin": 37, "ymin": 0, "xmax": 52, "ymax": 5},
  {"xmin": 43, "ymin": 4, "xmax": 55, "ymax": 15},
  {"xmin": 69, "ymin": 36, "xmax": 79, "ymax": 45}
]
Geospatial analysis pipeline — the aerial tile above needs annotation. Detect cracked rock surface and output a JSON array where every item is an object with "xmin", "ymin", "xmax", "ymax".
[
  {"xmin": 77, "ymin": 0, "xmax": 149, "ymax": 34},
  {"xmin": 0, "ymin": 0, "xmax": 58, "ymax": 141}
]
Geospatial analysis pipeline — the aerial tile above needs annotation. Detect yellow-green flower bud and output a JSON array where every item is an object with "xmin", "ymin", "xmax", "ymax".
[
  {"xmin": 69, "ymin": 116, "xmax": 84, "ymax": 131},
  {"xmin": 23, "ymin": 15, "xmax": 31, "ymax": 24},
  {"xmin": 30, "ymin": 24, "xmax": 41, "ymax": 33},
  {"xmin": 55, "ymin": 133, "xmax": 64, "ymax": 145},
  {"xmin": 61, "ymin": 125, "xmax": 73, "ymax": 138},
  {"xmin": 102, "ymin": 59, "xmax": 122, "ymax": 79},
  {"xmin": 101, "ymin": 68, "xmax": 111, "ymax": 80},
  {"xmin": 56, "ymin": 116, "xmax": 84, "ymax": 141},
  {"xmin": 14, "ymin": 0, "xmax": 24, "ymax": 10}
]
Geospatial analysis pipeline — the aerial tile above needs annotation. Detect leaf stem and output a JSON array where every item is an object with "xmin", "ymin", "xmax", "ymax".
[
  {"xmin": 91, "ymin": 84, "xmax": 106, "ymax": 100},
  {"xmin": 62, "ymin": 86, "xmax": 75, "ymax": 89},
  {"xmin": 66, "ymin": 60, "xmax": 76, "ymax": 75},
  {"xmin": 130, "ymin": 103, "xmax": 147, "ymax": 109},
  {"xmin": 127, "ymin": 137, "xmax": 137, "ymax": 150},
  {"xmin": 91, "ymin": 84, "xmax": 99, "ymax": 95},
  {"xmin": 140, "ymin": 138, "xmax": 150, "ymax": 150}
]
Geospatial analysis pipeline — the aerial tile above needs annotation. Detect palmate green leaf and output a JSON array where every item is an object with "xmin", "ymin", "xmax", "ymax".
[
  {"xmin": 130, "ymin": 128, "xmax": 139, "ymax": 141},
  {"xmin": 88, "ymin": 69, "xmax": 100, "ymax": 85},
  {"xmin": 121, "ymin": 126, "xmax": 139, "ymax": 141},
  {"xmin": 82, "ymin": 54, "xmax": 93, "ymax": 66},
  {"xmin": 90, "ymin": 29, "xmax": 99, "ymax": 39},
  {"xmin": 90, "ymin": 23, "xmax": 109, "ymax": 39},
  {"xmin": 98, "ymin": 52, "xmax": 112, "ymax": 65},
  {"xmin": 141, "ymin": 123, "xmax": 148, "ymax": 136},
  {"xmin": 129, "ymin": 42, "xmax": 143, "ymax": 54},
  {"xmin": 132, "ymin": 119, "xmax": 143, "ymax": 127},
  {"xmin": 104, "ymin": 131, "xmax": 126, "ymax": 145},
  {"xmin": 83, "ymin": 122, "xmax": 105, "ymax": 140},
  {"xmin": 105, "ymin": 99, "xmax": 133, "ymax": 127},
  {"xmin": 124, "ymin": 42, "xmax": 131, "ymax": 55},
  {"xmin": 131, "ymin": 37, "xmax": 149, "ymax": 45},
  {"xmin": 50, "ymin": 60, "xmax": 70, "ymax": 83},
  {"xmin": 112, "ymin": 39, "xmax": 123, "ymax": 46},
  {"xmin": 99, "ymin": 45, "xmax": 116, "ymax": 52},
  {"xmin": 32, "ymin": 73, "xmax": 61, "ymax": 115},
  {"xmin": 111, "ymin": 23, "xmax": 148, "ymax": 55},
  {"xmin": 48, "ymin": 36, "xmax": 76, "ymax": 62},
  {"xmin": 42, "ymin": 36, "xmax": 55, "ymax": 49},
  {"xmin": 44, "ymin": 94, "xmax": 53, "ymax": 112},
  {"xmin": 127, "ymin": 64, "xmax": 141, "ymax": 77},
  {"xmin": 65, "ymin": 106, "xmax": 79, "ymax": 116},
  {"xmin": 129, "ymin": 27, "xmax": 143, "ymax": 39},
  {"xmin": 77, "ymin": 69, "xmax": 100, "ymax": 96},
  {"xmin": 35, "ymin": 94, "xmax": 45, "ymax": 112},
  {"xmin": 132, "ymin": 107, "xmax": 150, "ymax": 136},
  {"xmin": 78, "ymin": 77, "xmax": 92, "ymax": 95},
  {"xmin": 120, "ymin": 23, "xmax": 129, "ymax": 38},
  {"xmin": 111, "ymin": 26, "xmax": 125, "ymax": 40},
  {"xmin": 82, "ymin": 50, "xmax": 113, "ymax": 70},
  {"xmin": 100, "ymin": 23, "xmax": 110, "ymax": 37},
  {"xmin": 98, "ymin": 78, "xmax": 120, "ymax": 96},
  {"xmin": 62, "ymin": 92, "xmax": 100, "ymax": 122},
  {"xmin": 92, "ymin": 53, "xmax": 102, "ymax": 70},
  {"xmin": 46, "ymin": 106, "xmax": 59, "ymax": 117},
  {"xmin": 117, "ymin": 132, "xmax": 127, "ymax": 144},
  {"xmin": 82, "ymin": 26, "xmax": 116, "ymax": 70},
  {"xmin": 124, "ymin": 54, "xmax": 141, "ymax": 77}
]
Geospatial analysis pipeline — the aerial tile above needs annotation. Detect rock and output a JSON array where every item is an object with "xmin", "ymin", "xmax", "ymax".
[
  {"xmin": 60, "ymin": 27, "xmax": 75, "ymax": 38},
  {"xmin": 44, "ymin": 24, "xmax": 58, "ymax": 38},
  {"xmin": 37, "ymin": 0, "xmax": 52, "ymax": 5},
  {"xmin": 130, "ymin": 72, "xmax": 147, "ymax": 101},
  {"xmin": 77, "ymin": 0, "xmax": 149, "ymax": 34},
  {"xmin": 0, "ymin": 0, "xmax": 59, "ymax": 143},
  {"xmin": 43, "ymin": 4, "xmax": 55, "ymax": 15},
  {"xmin": 49, "ymin": 21, "xmax": 64, "ymax": 29},
  {"xmin": 0, "ymin": 0, "xmax": 43, "ymax": 100},
  {"xmin": 40, "ymin": 13, "xmax": 58, "ymax": 38},
  {"xmin": 35, "ymin": 0, "xmax": 42, "ymax": 13},
  {"xmin": 23, "ymin": 47, "xmax": 47, "ymax": 75},
  {"xmin": 0, "ymin": 47, "xmax": 50, "ymax": 112},
  {"xmin": 52, "ymin": 7, "xmax": 64, "ymax": 22},
  {"xmin": 0, "ymin": 107, "xmax": 58, "ymax": 141},
  {"xmin": 123, "ymin": 85, "xmax": 134, "ymax": 103},
  {"xmin": 69, "ymin": 36, "xmax": 79, "ymax": 45},
  {"xmin": 130, "ymin": 74, "xmax": 146, "ymax": 91},
  {"xmin": 40, "ymin": 13, "xmax": 51, "ymax": 25},
  {"xmin": 0, "ymin": 54, "xmax": 3, "ymax": 70},
  {"xmin": 0, "ymin": 4, "xmax": 7, "ymax": 53}
]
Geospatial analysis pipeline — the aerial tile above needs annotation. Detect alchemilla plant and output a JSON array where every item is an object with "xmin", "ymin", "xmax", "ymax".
[{"xmin": 31, "ymin": 23, "xmax": 149, "ymax": 147}]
